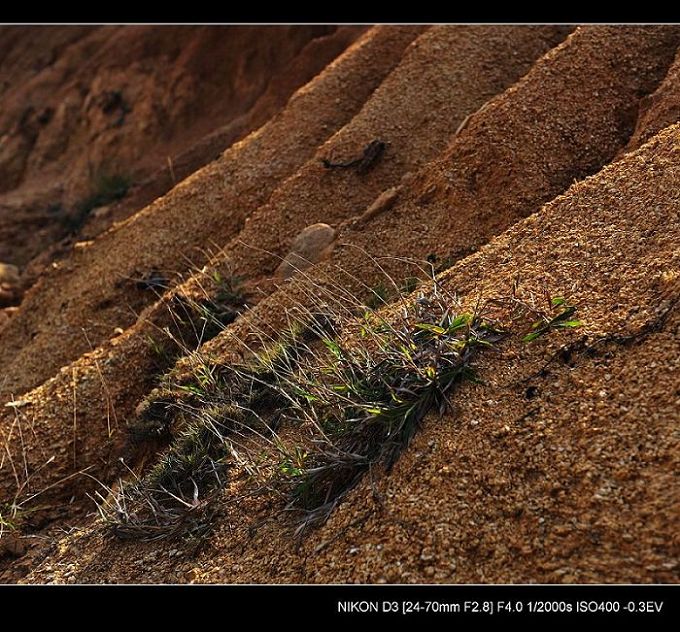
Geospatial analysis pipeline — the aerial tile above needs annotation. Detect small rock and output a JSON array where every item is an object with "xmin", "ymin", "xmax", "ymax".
[
  {"xmin": 0, "ymin": 263, "xmax": 20, "ymax": 286},
  {"xmin": 275, "ymin": 223, "xmax": 336, "ymax": 281},
  {"xmin": 354, "ymin": 186, "xmax": 399, "ymax": 227},
  {"xmin": 0, "ymin": 264, "xmax": 21, "ymax": 307}
]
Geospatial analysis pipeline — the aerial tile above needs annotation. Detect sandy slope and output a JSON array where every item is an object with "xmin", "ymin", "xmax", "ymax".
[
  {"xmin": 627, "ymin": 45, "xmax": 680, "ymax": 151},
  {"xmin": 0, "ymin": 26, "xmax": 418, "ymax": 401},
  {"xmin": 0, "ymin": 26, "xmax": 565, "ymax": 518},
  {"xmin": 202, "ymin": 25, "xmax": 680, "ymax": 371},
  {"xmin": 0, "ymin": 25, "xmax": 678, "ymax": 584},
  {"xmin": 0, "ymin": 26, "xmax": 354, "ymax": 268},
  {"xmin": 29, "ymin": 120, "xmax": 679, "ymax": 585}
]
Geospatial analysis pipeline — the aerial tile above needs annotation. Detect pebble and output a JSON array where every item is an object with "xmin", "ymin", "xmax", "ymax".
[
  {"xmin": 0, "ymin": 262, "xmax": 20, "ymax": 285},
  {"xmin": 275, "ymin": 223, "xmax": 336, "ymax": 280}
]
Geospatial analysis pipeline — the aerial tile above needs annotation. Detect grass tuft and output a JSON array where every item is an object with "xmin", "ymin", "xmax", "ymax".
[
  {"xmin": 280, "ymin": 296, "xmax": 503, "ymax": 531},
  {"xmin": 101, "ymin": 257, "xmax": 583, "ymax": 541},
  {"xmin": 519, "ymin": 296, "xmax": 582, "ymax": 343},
  {"xmin": 103, "ymin": 273, "xmax": 504, "ymax": 539}
]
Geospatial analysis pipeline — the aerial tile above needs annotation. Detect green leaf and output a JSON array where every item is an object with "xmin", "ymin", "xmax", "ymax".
[
  {"xmin": 389, "ymin": 391, "xmax": 404, "ymax": 404},
  {"xmin": 415, "ymin": 323, "xmax": 446, "ymax": 335},
  {"xmin": 555, "ymin": 320, "xmax": 583, "ymax": 328},
  {"xmin": 469, "ymin": 337, "xmax": 494, "ymax": 347},
  {"xmin": 447, "ymin": 313, "xmax": 472, "ymax": 332},
  {"xmin": 522, "ymin": 331, "xmax": 542, "ymax": 343},
  {"xmin": 550, "ymin": 306, "xmax": 576, "ymax": 323},
  {"xmin": 551, "ymin": 296, "xmax": 566, "ymax": 306},
  {"xmin": 279, "ymin": 461, "xmax": 303, "ymax": 478},
  {"xmin": 322, "ymin": 337, "xmax": 344, "ymax": 360},
  {"xmin": 398, "ymin": 345, "xmax": 412, "ymax": 361},
  {"xmin": 178, "ymin": 384, "xmax": 203, "ymax": 396},
  {"xmin": 292, "ymin": 386, "xmax": 319, "ymax": 402},
  {"xmin": 365, "ymin": 406, "xmax": 386, "ymax": 415}
]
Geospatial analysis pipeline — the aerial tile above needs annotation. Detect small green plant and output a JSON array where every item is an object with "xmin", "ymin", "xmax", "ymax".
[
  {"xmin": 0, "ymin": 506, "xmax": 19, "ymax": 535},
  {"xmin": 102, "ymin": 316, "xmax": 329, "ymax": 539},
  {"xmin": 107, "ymin": 282, "xmax": 503, "ymax": 541},
  {"xmin": 146, "ymin": 335, "xmax": 164, "ymax": 358},
  {"xmin": 0, "ymin": 502, "xmax": 33, "ymax": 539},
  {"xmin": 87, "ymin": 172, "xmax": 131, "ymax": 209},
  {"xmin": 281, "ymin": 296, "xmax": 503, "ymax": 530},
  {"xmin": 522, "ymin": 296, "xmax": 583, "ymax": 343},
  {"xmin": 278, "ymin": 446, "xmax": 308, "ymax": 479},
  {"xmin": 189, "ymin": 272, "xmax": 248, "ymax": 343}
]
